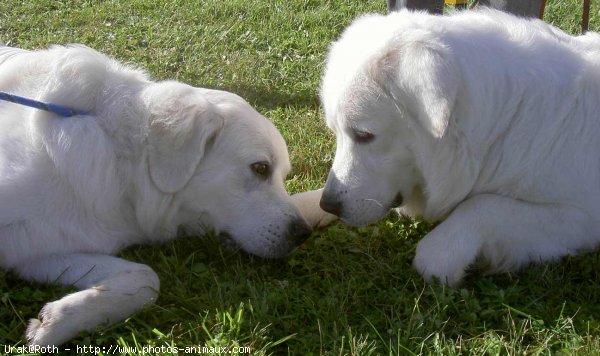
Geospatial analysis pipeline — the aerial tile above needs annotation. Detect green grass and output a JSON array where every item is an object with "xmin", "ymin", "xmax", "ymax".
[{"xmin": 1, "ymin": 0, "xmax": 600, "ymax": 354}]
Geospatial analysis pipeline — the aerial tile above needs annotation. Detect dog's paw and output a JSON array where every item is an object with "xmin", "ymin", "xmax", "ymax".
[
  {"xmin": 26, "ymin": 299, "xmax": 81, "ymax": 347},
  {"xmin": 291, "ymin": 188, "xmax": 338, "ymax": 229},
  {"xmin": 26, "ymin": 302, "xmax": 64, "ymax": 347},
  {"xmin": 314, "ymin": 211, "xmax": 338, "ymax": 229},
  {"xmin": 413, "ymin": 252, "xmax": 466, "ymax": 287},
  {"xmin": 26, "ymin": 318, "xmax": 63, "ymax": 347},
  {"xmin": 25, "ymin": 318, "xmax": 45, "ymax": 345},
  {"xmin": 413, "ymin": 230, "xmax": 480, "ymax": 286}
]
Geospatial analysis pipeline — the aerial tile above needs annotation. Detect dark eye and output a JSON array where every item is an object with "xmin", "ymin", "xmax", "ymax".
[
  {"xmin": 352, "ymin": 129, "xmax": 375, "ymax": 144},
  {"xmin": 250, "ymin": 161, "xmax": 270, "ymax": 179}
]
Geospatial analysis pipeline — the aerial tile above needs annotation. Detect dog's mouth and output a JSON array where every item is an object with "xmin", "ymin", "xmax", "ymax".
[
  {"xmin": 218, "ymin": 231, "xmax": 242, "ymax": 253},
  {"xmin": 390, "ymin": 192, "xmax": 404, "ymax": 208},
  {"xmin": 217, "ymin": 231, "xmax": 294, "ymax": 259}
]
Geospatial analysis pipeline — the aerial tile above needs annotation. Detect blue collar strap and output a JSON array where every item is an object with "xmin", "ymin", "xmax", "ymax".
[{"xmin": 0, "ymin": 91, "xmax": 90, "ymax": 117}]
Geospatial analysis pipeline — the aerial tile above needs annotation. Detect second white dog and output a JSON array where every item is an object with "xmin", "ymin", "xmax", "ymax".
[{"xmin": 319, "ymin": 9, "xmax": 600, "ymax": 285}]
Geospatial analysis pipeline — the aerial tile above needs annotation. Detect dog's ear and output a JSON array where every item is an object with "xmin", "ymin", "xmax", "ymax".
[
  {"xmin": 143, "ymin": 83, "xmax": 224, "ymax": 193},
  {"xmin": 376, "ymin": 36, "xmax": 459, "ymax": 138}
]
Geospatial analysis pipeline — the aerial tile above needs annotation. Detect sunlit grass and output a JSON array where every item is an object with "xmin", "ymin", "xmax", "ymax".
[{"xmin": 1, "ymin": 0, "xmax": 599, "ymax": 354}]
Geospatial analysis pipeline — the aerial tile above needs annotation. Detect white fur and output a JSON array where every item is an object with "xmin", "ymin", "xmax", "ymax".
[
  {"xmin": 320, "ymin": 9, "xmax": 600, "ymax": 285},
  {"xmin": 0, "ymin": 44, "xmax": 333, "ymax": 346}
]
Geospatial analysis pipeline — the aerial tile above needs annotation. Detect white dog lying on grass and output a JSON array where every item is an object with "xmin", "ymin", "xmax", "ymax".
[
  {"xmin": 319, "ymin": 9, "xmax": 600, "ymax": 285},
  {"xmin": 0, "ymin": 43, "xmax": 334, "ymax": 346}
]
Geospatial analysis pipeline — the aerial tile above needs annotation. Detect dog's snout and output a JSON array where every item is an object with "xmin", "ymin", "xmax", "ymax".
[
  {"xmin": 391, "ymin": 192, "xmax": 404, "ymax": 208},
  {"xmin": 320, "ymin": 194, "xmax": 343, "ymax": 216},
  {"xmin": 287, "ymin": 218, "xmax": 312, "ymax": 246}
]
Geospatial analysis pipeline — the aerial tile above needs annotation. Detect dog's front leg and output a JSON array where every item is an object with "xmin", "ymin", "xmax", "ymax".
[
  {"xmin": 13, "ymin": 253, "xmax": 160, "ymax": 347},
  {"xmin": 413, "ymin": 194, "xmax": 590, "ymax": 286},
  {"xmin": 291, "ymin": 188, "xmax": 338, "ymax": 228}
]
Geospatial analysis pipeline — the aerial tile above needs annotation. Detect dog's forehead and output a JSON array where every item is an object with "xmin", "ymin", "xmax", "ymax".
[
  {"xmin": 322, "ymin": 71, "xmax": 366, "ymax": 133},
  {"xmin": 245, "ymin": 116, "xmax": 291, "ymax": 169},
  {"xmin": 197, "ymin": 88, "xmax": 290, "ymax": 168},
  {"xmin": 250, "ymin": 114, "xmax": 288, "ymax": 152},
  {"xmin": 210, "ymin": 95, "xmax": 290, "ymax": 168},
  {"xmin": 324, "ymin": 85, "xmax": 374, "ymax": 132},
  {"xmin": 322, "ymin": 11, "xmax": 428, "ymax": 133}
]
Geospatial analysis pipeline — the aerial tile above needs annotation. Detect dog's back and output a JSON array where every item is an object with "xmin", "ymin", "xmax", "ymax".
[{"xmin": 0, "ymin": 45, "xmax": 150, "ymax": 268}]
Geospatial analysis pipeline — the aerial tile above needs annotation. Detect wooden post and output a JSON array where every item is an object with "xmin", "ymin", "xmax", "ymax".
[
  {"xmin": 582, "ymin": 0, "xmax": 591, "ymax": 33},
  {"xmin": 478, "ymin": 0, "xmax": 546, "ymax": 18},
  {"xmin": 387, "ymin": 0, "xmax": 445, "ymax": 14}
]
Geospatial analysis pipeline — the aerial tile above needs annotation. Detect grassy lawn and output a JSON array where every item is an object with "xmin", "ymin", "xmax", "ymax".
[{"xmin": 1, "ymin": 0, "xmax": 600, "ymax": 354}]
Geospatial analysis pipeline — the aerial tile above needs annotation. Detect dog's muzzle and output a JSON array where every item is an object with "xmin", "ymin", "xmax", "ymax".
[
  {"xmin": 218, "ymin": 218, "xmax": 311, "ymax": 258},
  {"xmin": 320, "ymin": 172, "xmax": 344, "ymax": 217},
  {"xmin": 319, "ymin": 194, "xmax": 343, "ymax": 216}
]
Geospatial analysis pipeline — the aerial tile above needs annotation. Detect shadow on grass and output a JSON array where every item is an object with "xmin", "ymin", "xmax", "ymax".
[
  {"xmin": 3, "ymin": 223, "xmax": 600, "ymax": 353},
  {"xmin": 215, "ymin": 83, "xmax": 322, "ymax": 111}
]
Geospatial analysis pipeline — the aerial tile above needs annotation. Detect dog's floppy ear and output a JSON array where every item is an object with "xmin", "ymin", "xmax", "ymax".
[
  {"xmin": 142, "ymin": 82, "xmax": 224, "ymax": 193},
  {"xmin": 376, "ymin": 35, "xmax": 459, "ymax": 138}
]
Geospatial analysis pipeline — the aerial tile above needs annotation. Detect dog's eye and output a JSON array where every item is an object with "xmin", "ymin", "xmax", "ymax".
[
  {"xmin": 250, "ymin": 161, "xmax": 270, "ymax": 179},
  {"xmin": 352, "ymin": 129, "xmax": 375, "ymax": 144}
]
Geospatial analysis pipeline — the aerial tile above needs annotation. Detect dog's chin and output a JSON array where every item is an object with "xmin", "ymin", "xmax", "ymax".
[
  {"xmin": 217, "ymin": 232, "xmax": 291, "ymax": 259},
  {"xmin": 339, "ymin": 209, "xmax": 390, "ymax": 227}
]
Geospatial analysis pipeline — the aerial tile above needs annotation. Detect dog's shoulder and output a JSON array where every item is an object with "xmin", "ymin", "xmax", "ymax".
[{"xmin": 36, "ymin": 45, "xmax": 150, "ymax": 114}]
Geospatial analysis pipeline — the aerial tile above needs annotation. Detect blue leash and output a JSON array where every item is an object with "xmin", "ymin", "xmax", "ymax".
[{"xmin": 0, "ymin": 91, "xmax": 89, "ymax": 117}]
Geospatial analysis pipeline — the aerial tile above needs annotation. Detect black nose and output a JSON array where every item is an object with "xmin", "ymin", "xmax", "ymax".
[
  {"xmin": 320, "ymin": 195, "xmax": 343, "ymax": 216},
  {"xmin": 287, "ymin": 218, "xmax": 312, "ymax": 246},
  {"xmin": 391, "ymin": 192, "xmax": 404, "ymax": 208}
]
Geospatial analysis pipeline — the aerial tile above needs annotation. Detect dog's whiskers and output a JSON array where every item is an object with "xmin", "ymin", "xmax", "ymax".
[{"xmin": 364, "ymin": 198, "xmax": 385, "ymax": 208}]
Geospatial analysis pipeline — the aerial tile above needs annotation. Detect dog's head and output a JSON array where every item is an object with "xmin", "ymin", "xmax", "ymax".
[
  {"xmin": 319, "ymin": 12, "xmax": 462, "ymax": 225},
  {"xmin": 135, "ymin": 82, "xmax": 311, "ymax": 258}
]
